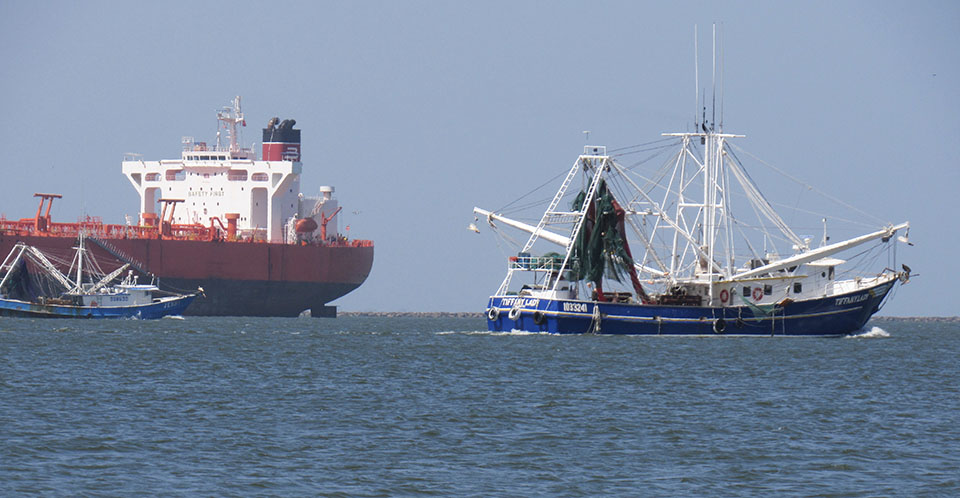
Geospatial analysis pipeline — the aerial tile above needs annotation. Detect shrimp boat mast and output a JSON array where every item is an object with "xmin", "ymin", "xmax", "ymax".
[{"xmin": 474, "ymin": 122, "xmax": 912, "ymax": 336}]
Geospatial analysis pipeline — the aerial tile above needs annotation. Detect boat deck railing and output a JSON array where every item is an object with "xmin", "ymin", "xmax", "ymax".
[
  {"xmin": 508, "ymin": 255, "xmax": 577, "ymax": 272},
  {"xmin": 0, "ymin": 216, "xmax": 373, "ymax": 248}
]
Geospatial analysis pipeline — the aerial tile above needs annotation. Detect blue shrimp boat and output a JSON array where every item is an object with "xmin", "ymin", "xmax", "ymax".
[
  {"xmin": 473, "ymin": 90, "xmax": 912, "ymax": 336},
  {"xmin": 0, "ymin": 236, "xmax": 199, "ymax": 319}
]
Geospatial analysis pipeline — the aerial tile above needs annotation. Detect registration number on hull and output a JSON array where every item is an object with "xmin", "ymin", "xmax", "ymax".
[{"xmin": 562, "ymin": 302, "xmax": 589, "ymax": 313}]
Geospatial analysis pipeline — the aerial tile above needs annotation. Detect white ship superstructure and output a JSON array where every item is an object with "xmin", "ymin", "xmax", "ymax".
[{"xmin": 121, "ymin": 97, "xmax": 339, "ymax": 243}]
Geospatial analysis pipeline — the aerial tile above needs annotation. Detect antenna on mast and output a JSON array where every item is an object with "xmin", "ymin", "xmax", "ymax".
[
  {"xmin": 719, "ymin": 22, "xmax": 725, "ymax": 131},
  {"xmin": 702, "ymin": 94, "xmax": 707, "ymax": 132},
  {"xmin": 711, "ymin": 23, "xmax": 716, "ymax": 132},
  {"xmin": 694, "ymin": 25, "xmax": 699, "ymax": 131}
]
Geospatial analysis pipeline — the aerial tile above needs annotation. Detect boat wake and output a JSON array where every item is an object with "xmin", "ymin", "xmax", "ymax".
[
  {"xmin": 162, "ymin": 315, "xmax": 186, "ymax": 320},
  {"xmin": 846, "ymin": 326, "xmax": 890, "ymax": 338}
]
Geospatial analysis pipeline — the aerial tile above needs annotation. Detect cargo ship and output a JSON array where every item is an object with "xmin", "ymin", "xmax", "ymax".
[{"xmin": 0, "ymin": 97, "xmax": 373, "ymax": 317}]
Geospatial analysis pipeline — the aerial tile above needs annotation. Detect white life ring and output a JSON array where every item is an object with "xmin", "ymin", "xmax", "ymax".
[
  {"xmin": 752, "ymin": 287, "xmax": 763, "ymax": 301},
  {"xmin": 508, "ymin": 307, "xmax": 522, "ymax": 321}
]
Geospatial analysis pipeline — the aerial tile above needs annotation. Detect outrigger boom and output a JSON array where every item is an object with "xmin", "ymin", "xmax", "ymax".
[
  {"xmin": 474, "ymin": 207, "xmax": 669, "ymax": 277},
  {"xmin": 473, "ymin": 207, "xmax": 908, "ymax": 283}
]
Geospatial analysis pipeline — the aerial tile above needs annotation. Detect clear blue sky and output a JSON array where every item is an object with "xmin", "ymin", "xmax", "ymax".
[{"xmin": 1, "ymin": 1, "xmax": 957, "ymax": 315}]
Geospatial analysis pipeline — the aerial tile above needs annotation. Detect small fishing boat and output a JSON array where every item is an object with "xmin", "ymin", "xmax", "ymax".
[
  {"xmin": 0, "ymin": 235, "xmax": 199, "ymax": 319},
  {"xmin": 473, "ymin": 52, "xmax": 912, "ymax": 336}
]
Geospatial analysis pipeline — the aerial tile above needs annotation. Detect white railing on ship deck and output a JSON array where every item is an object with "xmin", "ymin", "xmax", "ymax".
[{"xmin": 509, "ymin": 255, "xmax": 577, "ymax": 272}]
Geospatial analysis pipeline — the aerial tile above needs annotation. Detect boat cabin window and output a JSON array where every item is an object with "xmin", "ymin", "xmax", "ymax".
[
  {"xmin": 793, "ymin": 282, "xmax": 802, "ymax": 294},
  {"xmin": 764, "ymin": 284, "xmax": 772, "ymax": 295},
  {"xmin": 742, "ymin": 286, "xmax": 750, "ymax": 297},
  {"xmin": 829, "ymin": 266, "xmax": 835, "ymax": 280}
]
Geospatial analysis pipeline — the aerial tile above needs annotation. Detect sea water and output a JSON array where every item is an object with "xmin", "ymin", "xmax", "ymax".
[{"xmin": 1, "ymin": 317, "xmax": 958, "ymax": 496}]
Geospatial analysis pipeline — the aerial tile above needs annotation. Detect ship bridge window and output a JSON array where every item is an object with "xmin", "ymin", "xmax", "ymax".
[
  {"xmin": 145, "ymin": 173, "xmax": 160, "ymax": 181},
  {"xmin": 252, "ymin": 173, "xmax": 268, "ymax": 182},
  {"xmin": 165, "ymin": 169, "xmax": 185, "ymax": 181}
]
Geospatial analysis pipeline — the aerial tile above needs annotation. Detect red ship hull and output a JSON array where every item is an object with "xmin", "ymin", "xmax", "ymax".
[{"xmin": 0, "ymin": 234, "xmax": 373, "ymax": 317}]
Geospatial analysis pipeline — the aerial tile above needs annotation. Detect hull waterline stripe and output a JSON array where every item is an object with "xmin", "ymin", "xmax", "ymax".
[{"xmin": 489, "ymin": 304, "xmax": 864, "ymax": 322}]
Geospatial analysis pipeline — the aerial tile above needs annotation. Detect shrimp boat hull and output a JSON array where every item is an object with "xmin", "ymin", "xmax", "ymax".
[
  {"xmin": 487, "ymin": 277, "xmax": 895, "ymax": 336},
  {"xmin": 0, "ymin": 294, "xmax": 196, "ymax": 319}
]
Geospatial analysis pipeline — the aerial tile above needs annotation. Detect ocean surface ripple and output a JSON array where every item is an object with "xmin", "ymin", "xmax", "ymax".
[{"xmin": 1, "ymin": 317, "xmax": 958, "ymax": 496}]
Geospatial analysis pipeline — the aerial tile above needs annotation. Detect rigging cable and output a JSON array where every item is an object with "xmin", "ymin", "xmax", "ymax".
[{"xmin": 727, "ymin": 143, "xmax": 886, "ymax": 226}]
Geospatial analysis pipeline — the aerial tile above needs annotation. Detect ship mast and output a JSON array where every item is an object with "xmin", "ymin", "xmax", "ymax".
[
  {"xmin": 75, "ymin": 234, "xmax": 84, "ymax": 292},
  {"xmin": 216, "ymin": 96, "xmax": 246, "ymax": 153},
  {"xmin": 661, "ymin": 131, "xmax": 743, "ymax": 284}
]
